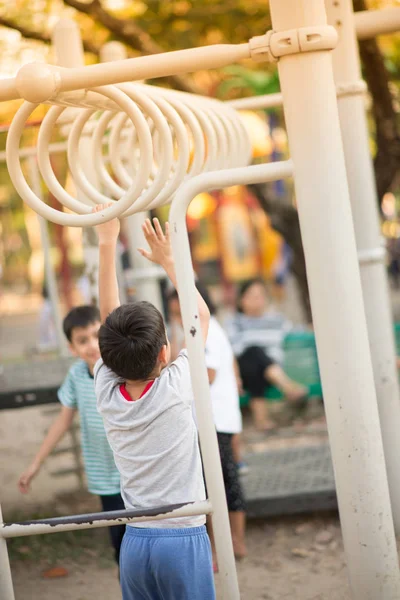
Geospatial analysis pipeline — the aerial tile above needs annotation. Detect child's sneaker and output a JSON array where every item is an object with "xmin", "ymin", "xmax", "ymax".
[{"xmin": 237, "ymin": 461, "xmax": 250, "ymax": 476}]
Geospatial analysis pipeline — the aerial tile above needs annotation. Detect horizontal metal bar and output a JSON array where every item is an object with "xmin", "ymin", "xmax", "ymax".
[
  {"xmin": 0, "ymin": 389, "xmax": 59, "ymax": 410},
  {"xmin": 227, "ymin": 81, "xmax": 366, "ymax": 111},
  {"xmin": 355, "ymin": 7, "xmax": 400, "ymax": 40},
  {"xmin": 358, "ymin": 246, "xmax": 386, "ymax": 265},
  {"xmin": 0, "ymin": 141, "xmax": 68, "ymax": 163},
  {"xmin": 124, "ymin": 266, "xmax": 166, "ymax": 284},
  {"xmin": 227, "ymin": 92, "xmax": 283, "ymax": 110},
  {"xmin": 1, "ymin": 500, "xmax": 212, "ymax": 539},
  {"xmin": 171, "ymin": 161, "xmax": 293, "ymax": 204},
  {"xmin": 10, "ymin": 44, "xmax": 250, "ymax": 104}
]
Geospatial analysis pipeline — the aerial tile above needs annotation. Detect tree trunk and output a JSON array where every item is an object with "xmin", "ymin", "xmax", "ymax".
[
  {"xmin": 249, "ymin": 183, "xmax": 312, "ymax": 323},
  {"xmin": 353, "ymin": 0, "xmax": 400, "ymax": 202}
]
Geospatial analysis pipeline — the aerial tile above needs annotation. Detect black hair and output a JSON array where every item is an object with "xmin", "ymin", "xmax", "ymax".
[
  {"xmin": 237, "ymin": 278, "xmax": 266, "ymax": 312},
  {"xmin": 167, "ymin": 283, "xmax": 216, "ymax": 316},
  {"xmin": 63, "ymin": 305, "xmax": 101, "ymax": 342},
  {"xmin": 99, "ymin": 301, "xmax": 167, "ymax": 381}
]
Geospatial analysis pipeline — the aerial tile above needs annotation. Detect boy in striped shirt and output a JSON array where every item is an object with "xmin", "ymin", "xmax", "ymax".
[{"xmin": 18, "ymin": 305, "xmax": 125, "ymax": 564}]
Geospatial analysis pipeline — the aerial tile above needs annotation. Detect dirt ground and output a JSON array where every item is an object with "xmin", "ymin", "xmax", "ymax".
[{"xmin": 8, "ymin": 511, "xmax": 351, "ymax": 600}]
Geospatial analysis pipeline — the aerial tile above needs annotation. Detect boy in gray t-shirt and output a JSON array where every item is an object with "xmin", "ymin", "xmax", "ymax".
[{"xmin": 93, "ymin": 205, "xmax": 215, "ymax": 600}]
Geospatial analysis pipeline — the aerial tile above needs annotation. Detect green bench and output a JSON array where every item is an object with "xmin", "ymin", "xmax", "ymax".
[
  {"xmin": 395, "ymin": 323, "xmax": 400, "ymax": 355},
  {"xmin": 240, "ymin": 330, "xmax": 322, "ymax": 407},
  {"xmin": 240, "ymin": 324, "xmax": 400, "ymax": 408}
]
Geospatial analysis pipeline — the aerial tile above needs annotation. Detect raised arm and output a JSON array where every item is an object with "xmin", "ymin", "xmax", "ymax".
[
  {"xmin": 139, "ymin": 218, "xmax": 210, "ymax": 342},
  {"xmin": 94, "ymin": 204, "xmax": 121, "ymax": 322}
]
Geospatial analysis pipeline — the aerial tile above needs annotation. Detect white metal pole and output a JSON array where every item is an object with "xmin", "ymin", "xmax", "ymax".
[
  {"xmin": 268, "ymin": 1, "xmax": 400, "ymax": 598},
  {"xmin": 0, "ymin": 505, "xmax": 15, "ymax": 600},
  {"xmin": 52, "ymin": 19, "xmax": 99, "ymax": 305},
  {"xmin": 100, "ymin": 42, "xmax": 164, "ymax": 314},
  {"xmin": 325, "ymin": 0, "xmax": 400, "ymax": 534},
  {"xmin": 170, "ymin": 160, "xmax": 293, "ymax": 600},
  {"xmin": 27, "ymin": 155, "xmax": 68, "ymax": 356}
]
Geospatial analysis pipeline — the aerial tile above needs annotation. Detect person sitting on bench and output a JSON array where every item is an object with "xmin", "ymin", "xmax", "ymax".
[{"xmin": 225, "ymin": 278, "xmax": 307, "ymax": 433}]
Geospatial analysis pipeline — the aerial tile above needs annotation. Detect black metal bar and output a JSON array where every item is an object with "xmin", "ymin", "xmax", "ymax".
[
  {"xmin": 3, "ymin": 502, "xmax": 196, "ymax": 529},
  {"xmin": 0, "ymin": 388, "xmax": 59, "ymax": 410}
]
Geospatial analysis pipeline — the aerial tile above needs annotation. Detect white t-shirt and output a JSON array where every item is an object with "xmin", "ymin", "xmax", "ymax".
[
  {"xmin": 205, "ymin": 316, "xmax": 242, "ymax": 434},
  {"xmin": 94, "ymin": 350, "xmax": 206, "ymax": 528}
]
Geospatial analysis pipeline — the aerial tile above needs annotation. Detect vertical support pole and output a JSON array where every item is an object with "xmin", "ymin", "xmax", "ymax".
[
  {"xmin": 268, "ymin": 1, "xmax": 400, "ymax": 598},
  {"xmin": 27, "ymin": 156, "xmax": 68, "ymax": 356},
  {"xmin": 170, "ymin": 180, "xmax": 240, "ymax": 600},
  {"xmin": 100, "ymin": 42, "xmax": 164, "ymax": 314},
  {"xmin": 0, "ymin": 505, "xmax": 15, "ymax": 600},
  {"xmin": 325, "ymin": 0, "xmax": 400, "ymax": 534},
  {"xmin": 52, "ymin": 19, "xmax": 99, "ymax": 305}
]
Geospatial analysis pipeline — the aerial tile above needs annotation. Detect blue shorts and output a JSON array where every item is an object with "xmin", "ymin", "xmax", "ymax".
[{"xmin": 120, "ymin": 525, "xmax": 216, "ymax": 600}]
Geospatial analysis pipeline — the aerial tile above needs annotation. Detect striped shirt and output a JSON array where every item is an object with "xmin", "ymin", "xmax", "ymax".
[
  {"xmin": 58, "ymin": 360, "xmax": 121, "ymax": 496},
  {"xmin": 225, "ymin": 311, "xmax": 292, "ymax": 364}
]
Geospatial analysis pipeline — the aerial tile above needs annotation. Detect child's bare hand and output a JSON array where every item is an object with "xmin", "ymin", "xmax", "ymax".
[
  {"xmin": 18, "ymin": 463, "xmax": 39, "ymax": 494},
  {"xmin": 93, "ymin": 203, "xmax": 120, "ymax": 245},
  {"xmin": 139, "ymin": 219, "xmax": 173, "ymax": 268}
]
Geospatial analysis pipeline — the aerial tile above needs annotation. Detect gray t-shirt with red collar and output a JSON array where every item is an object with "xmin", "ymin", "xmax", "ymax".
[{"xmin": 94, "ymin": 350, "xmax": 206, "ymax": 528}]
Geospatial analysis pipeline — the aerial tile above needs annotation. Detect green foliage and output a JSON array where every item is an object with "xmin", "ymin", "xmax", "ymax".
[{"xmin": 217, "ymin": 65, "xmax": 280, "ymax": 99}]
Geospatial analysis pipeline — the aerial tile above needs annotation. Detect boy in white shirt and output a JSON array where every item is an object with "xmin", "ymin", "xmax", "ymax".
[{"xmin": 93, "ymin": 207, "xmax": 215, "ymax": 600}]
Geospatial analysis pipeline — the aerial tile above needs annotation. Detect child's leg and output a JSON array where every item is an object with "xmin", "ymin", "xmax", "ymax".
[
  {"xmin": 218, "ymin": 433, "xmax": 247, "ymax": 558},
  {"xmin": 250, "ymin": 397, "xmax": 275, "ymax": 431},
  {"xmin": 238, "ymin": 347, "xmax": 276, "ymax": 431},
  {"xmin": 264, "ymin": 363, "xmax": 307, "ymax": 402},
  {"xmin": 151, "ymin": 526, "xmax": 216, "ymax": 600},
  {"xmin": 99, "ymin": 493, "xmax": 126, "ymax": 565},
  {"xmin": 231, "ymin": 433, "xmax": 242, "ymax": 465}
]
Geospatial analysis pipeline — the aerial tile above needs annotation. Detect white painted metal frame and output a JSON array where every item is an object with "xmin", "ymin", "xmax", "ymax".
[
  {"xmin": 2, "ymin": 501, "xmax": 212, "ymax": 539},
  {"xmin": 26, "ymin": 155, "xmax": 68, "ymax": 356},
  {"xmin": 170, "ymin": 160, "xmax": 293, "ymax": 598},
  {"xmin": 354, "ymin": 6, "xmax": 400, "ymax": 40},
  {"xmin": 230, "ymin": 1, "xmax": 400, "ymax": 542},
  {"xmin": 269, "ymin": 1, "xmax": 400, "ymax": 598},
  {"xmin": 1, "ymin": 1, "xmax": 400, "ymax": 599},
  {"xmin": 325, "ymin": 0, "xmax": 400, "ymax": 537},
  {"xmin": 53, "ymin": 20, "xmax": 101, "ymax": 306},
  {"xmin": 0, "ymin": 161, "xmax": 293, "ymax": 600},
  {"xmin": 100, "ymin": 40, "xmax": 164, "ymax": 314}
]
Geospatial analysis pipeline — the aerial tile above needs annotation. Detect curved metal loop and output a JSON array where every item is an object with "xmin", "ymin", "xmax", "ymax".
[{"xmin": 6, "ymin": 82, "xmax": 252, "ymax": 227}]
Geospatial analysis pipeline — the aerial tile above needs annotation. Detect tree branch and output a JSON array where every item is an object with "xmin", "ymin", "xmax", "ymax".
[
  {"xmin": 0, "ymin": 15, "xmax": 99, "ymax": 55},
  {"xmin": 63, "ymin": 0, "xmax": 203, "ymax": 94}
]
